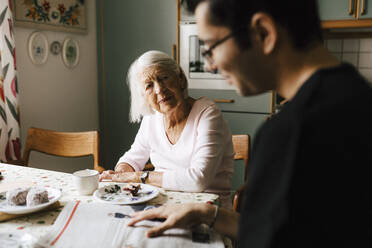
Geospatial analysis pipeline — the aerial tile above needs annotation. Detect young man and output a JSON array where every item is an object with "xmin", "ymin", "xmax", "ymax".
[{"xmin": 128, "ymin": 0, "xmax": 372, "ymax": 246}]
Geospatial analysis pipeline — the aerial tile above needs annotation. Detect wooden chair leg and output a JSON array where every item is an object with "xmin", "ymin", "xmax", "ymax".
[{"xmin": 232, "ymin": 183, "xmax": 247, "ymax": 212}]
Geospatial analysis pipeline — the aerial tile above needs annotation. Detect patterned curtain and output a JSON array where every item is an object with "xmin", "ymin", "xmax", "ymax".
[{"xmin": 0, "ymin": 0, "xmax": 21, "ymax": 162}]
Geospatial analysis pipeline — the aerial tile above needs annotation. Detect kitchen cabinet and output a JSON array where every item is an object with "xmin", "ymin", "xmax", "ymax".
[
  {"xmin": 188, "ymin": 89, "xmax": 272, "ymax": 115},
  {"xmin": 357, "ymin": 0, "xmax": 372, "ymax": 19},
  {"xmin": 318, "ymin": 0, "xmax": 357, "ymax": 20},
  {"xmin": 188, "ymin": 89, "xmax": 272, "ymax": 190},
  {"xmin": 180, "ymin": 0, "xmax": 372, "ymax": 29},
  {"xmin": 319, "ymin": 0, "xmax": 372, "ymax": 28}
]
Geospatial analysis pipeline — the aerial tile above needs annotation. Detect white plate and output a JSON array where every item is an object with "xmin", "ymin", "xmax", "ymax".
[
  {"xmin": 0, "ymin": 187, "xmax": 61, "ymax": 214},
  {"xmin": 93, "ymin": 183, "xmax": 159, "ymax": 205}
]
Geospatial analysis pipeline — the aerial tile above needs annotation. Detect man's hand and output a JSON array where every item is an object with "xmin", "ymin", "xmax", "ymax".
[{"xmin": 127, "ymin": 203, "xmax": 215, "ymax": 237}]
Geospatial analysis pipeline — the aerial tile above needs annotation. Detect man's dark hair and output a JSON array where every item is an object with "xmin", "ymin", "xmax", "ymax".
[{"xmin": 183, "ymin": 0, "xmax": 323, "ymax": 50}]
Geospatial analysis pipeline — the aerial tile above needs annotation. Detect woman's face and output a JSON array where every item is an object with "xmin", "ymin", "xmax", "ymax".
[{"xmin": 140, "ymin": 66, "xmax": 186, "ymax": 114}]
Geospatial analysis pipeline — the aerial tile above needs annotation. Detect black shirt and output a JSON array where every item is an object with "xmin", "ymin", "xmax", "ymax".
[{"xmin": 238, "ymin": 64, "xmax": 372, "ymax": 247}]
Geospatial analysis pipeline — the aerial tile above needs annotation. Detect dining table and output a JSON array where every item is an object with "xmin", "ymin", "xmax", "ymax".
[{"xmin": 0, "ymin": 163, "xmax": 227, "ymax": 248}]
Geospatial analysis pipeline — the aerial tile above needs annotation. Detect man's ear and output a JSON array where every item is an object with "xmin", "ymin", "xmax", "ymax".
[{"xmin": 250, "ymin": 13, "xmax": 277, "ymax": 55}]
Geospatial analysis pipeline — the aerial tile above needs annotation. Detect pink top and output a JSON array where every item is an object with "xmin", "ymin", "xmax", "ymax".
[{"xmin": 117, "ymin": 97, "xmax": 234, "ymax": 194}]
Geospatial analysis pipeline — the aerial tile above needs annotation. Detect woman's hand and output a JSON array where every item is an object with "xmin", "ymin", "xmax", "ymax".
[
  {"xmin": 114, "ymin": 162, "xmax": 135, "ymax": 172},
  {"xmin": 99, "ymin": 170, "xmax": 115, "ymax": 181},
  {"xmin": 99, "ymin": 171, "xmax": 140, "ymax": 183},
  {"xmin": 127, "ymin": 203, "xmax": 216, "ymax": 237}
]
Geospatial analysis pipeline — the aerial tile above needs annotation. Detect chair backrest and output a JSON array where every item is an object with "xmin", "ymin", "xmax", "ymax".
[
  {"xmin": 232, "ymin": 134, "xmax": 250, "ymax": 181},
  {"xmin": 231, "ymin": 134, "xmax": 250, "ymax": 212},
  {"xmin": 22, "ymin": 127, "xmax": 104, "ymax": 172}
]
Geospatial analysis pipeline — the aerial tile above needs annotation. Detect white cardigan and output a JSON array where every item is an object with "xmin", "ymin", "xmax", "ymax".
[{"xmin": 117, "ymin": 97, "xmax": 234, "ymax": 194}]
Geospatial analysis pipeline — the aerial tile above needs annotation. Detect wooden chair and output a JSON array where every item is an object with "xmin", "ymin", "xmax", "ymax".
[
  {"xmin": 231, "ymin": 134, "xmax": 250, "ymax": 212},
  {"xmin": 232, "ymin": 134, "xmax": 250, "ymax": 181},
  {"xmin": 20, "ymin": 127, "xmax": 105, "ymax": 173}
]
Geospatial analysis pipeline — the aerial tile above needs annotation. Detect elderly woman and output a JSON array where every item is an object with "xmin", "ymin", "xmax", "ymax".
[{"xmin": 100, "ymin": 50, "xmax": 234, "ymax": 208}]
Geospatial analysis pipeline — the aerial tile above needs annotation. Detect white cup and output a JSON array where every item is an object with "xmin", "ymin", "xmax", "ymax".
[{"xmin": 73, "ymin": 169, "xmax": 99, "ymax": 195}]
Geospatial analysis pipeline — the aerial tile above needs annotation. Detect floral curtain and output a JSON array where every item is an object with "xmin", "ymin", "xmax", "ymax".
[{"xmin": 0, "ymin": 0, "xmax": 21, "ymax": 162}]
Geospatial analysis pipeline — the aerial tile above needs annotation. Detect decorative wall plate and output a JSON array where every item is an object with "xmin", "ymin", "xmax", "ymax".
[
  {"xmin": 62, "ymin": 38, "xmax": 80, "ymax": 68},
  {"xmin": 50, "ymin": 41, "xmax": 62, "ymax": 55},
  {"xmin": 28, "ymin": 31, "xmax": 48, "ymax": 65}
]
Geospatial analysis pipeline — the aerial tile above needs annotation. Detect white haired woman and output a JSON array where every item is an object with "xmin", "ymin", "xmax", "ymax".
[{"xmin": 100, "ymin": 50, "xmax": 234, "ymax": 208}]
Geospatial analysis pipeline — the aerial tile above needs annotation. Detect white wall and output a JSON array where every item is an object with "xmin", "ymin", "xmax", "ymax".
[{"xmin": 14, "ymin": 3, "xmax": 99, "ymax": 173}]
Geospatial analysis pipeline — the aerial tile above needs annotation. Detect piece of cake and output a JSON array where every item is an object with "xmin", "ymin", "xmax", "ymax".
[
  {"xmin": 6, "ymin": 188, "xmax": 30, "ymax": 206},
  {"xmin": 26, "ymin": 187, "xmax": 49, "ymax": 206},
  {"xmin": 104, "ymin": 184, "xmax": 121, "ymax": 194},
  {"xmin": 122, "ymin": 183, "xmax": 141, "ymax": 196}
]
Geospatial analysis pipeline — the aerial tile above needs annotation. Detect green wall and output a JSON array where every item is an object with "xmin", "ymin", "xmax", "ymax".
[{"xmin": 96, "ymin": 0, "xmax": 177, "ymax": 169}]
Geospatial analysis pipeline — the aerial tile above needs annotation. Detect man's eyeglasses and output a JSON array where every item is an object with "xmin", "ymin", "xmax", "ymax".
[{"xmin": 200, "ymin": 29, "xmax": 243, "ymax": 65}]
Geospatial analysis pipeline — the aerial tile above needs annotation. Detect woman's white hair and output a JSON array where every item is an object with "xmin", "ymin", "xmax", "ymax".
[{"xmin": 127, "ymin": 50, "xmax": 188, "ymax": 123}]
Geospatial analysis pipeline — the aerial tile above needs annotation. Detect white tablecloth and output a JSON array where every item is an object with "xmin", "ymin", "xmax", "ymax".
[{"xmin": 0, "ymin": 163, "xmax": 220, "ymax": 244}]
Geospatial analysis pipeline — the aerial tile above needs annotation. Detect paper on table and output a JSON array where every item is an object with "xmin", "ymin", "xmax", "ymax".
[{"xmin": 38, "ymin": 201, "xmax": 224, "ymax": 248}]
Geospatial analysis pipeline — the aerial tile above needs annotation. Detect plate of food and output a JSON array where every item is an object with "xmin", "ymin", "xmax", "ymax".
[
  {"xmin": 93, "ymin": 183, "xmax": 159, "ymax": 205},
  {"xmin": 0, "ymin": 187, "xmax": 61, "ymax": 214}
]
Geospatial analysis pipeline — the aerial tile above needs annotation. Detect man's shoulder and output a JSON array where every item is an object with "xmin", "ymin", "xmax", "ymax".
[
  {"xmin": 316, "ymin": 63, "xmax": 371, "ymax": 100},
  {"xmin": 261, "ymin": 64, "xmax": 372, "ymax": 144},
  {"xmin": 298, "ymin": 63, "xmax": 372, "ymax": 117}
]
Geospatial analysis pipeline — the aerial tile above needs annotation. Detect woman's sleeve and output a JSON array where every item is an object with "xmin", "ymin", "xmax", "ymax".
[
  {"xmin": 116, "ymin": 118, "xmax": 151, "ymax": 171},
  {"xmin": 162, "ymin": 105, "xmax": 231, "ymax": 192}
]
